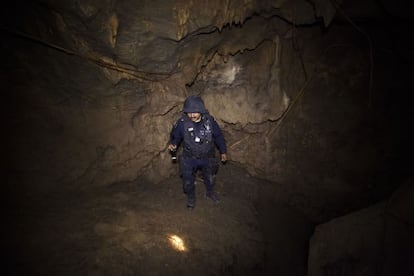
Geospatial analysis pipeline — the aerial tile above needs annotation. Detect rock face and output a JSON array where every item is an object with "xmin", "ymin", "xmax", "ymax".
[
  {"xmin": 308, "ymin": 178, "xmax": 414, "ymax": 276},
  {"xmin": 309, "ymin": 201, "xmax": 386, "ymax": 275},
  {"xmin": 3, "ymin": 0, "xmax": 412, "ymax": 221}
]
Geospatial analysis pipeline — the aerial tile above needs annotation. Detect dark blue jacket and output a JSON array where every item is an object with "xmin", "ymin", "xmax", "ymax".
[{"xmin": 170, "ymin": 113, "xmax": 227, "ymax": 158}]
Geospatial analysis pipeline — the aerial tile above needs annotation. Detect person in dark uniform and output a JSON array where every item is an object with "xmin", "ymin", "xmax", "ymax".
[{"xmin": 168, "ymin": 95, "xmax": 227, "ymax": 210}]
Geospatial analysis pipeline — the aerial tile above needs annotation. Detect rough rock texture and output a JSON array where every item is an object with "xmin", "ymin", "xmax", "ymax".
[
  {"xmin": 4, "ymin": 0, "xmax": 412, "ymax": 218},
  {"xmin": 3, "ymin": 0, "xmax": 412, "ymax": 214},
  {"xmin": 2, "ymin": 0, "xmax": 414, "ymax": 274},
  {"xmin": 3, "ymin": 0, "xmax": 329, "ymax": 187},
  {"xmin": 308, "ymin": 178, "xmax": 414, "ymax": 276}
]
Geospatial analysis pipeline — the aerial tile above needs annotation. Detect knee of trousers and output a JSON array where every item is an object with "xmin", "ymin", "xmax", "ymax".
[{"xmin": 183, "ymin": 179, "xmax": 195, "ymax": 193}]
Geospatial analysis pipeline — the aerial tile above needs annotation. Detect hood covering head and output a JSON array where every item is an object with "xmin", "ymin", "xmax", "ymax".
[{"xmin": 183, "ymin": 95, "xmax": 207, "ymax": 113}]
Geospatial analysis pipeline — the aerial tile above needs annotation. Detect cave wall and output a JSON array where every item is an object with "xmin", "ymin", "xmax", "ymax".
[
  {"xmin": 3, "ymin": 0, "xmax": 409, "ymax": 222},
  {"xmin": 308, "ymin": 177, "xmax": 414, "ymax": 275}
]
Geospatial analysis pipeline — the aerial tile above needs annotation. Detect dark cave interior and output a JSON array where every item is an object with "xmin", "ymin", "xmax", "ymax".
[{"xmin": 2, "ymin": 0, "xmax": 414, "ymax": 275}]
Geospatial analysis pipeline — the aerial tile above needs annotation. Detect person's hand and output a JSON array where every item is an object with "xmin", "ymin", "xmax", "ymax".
[
  {"xmin": 168, "ymin": 144, "xmax": 177, "ymax": 151},
  {"xmin": 220, "ymin": 153, "xmax": 227, "ymax": 163}
]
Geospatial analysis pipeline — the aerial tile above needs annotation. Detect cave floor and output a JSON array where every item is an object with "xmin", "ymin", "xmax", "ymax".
[{"xmin": 5, "ymin": 163, "xmax": 312, "ymax": 276}]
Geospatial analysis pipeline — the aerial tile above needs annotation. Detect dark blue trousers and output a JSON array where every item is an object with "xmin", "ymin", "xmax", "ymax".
[{"xmin": 180, "ymin": 157, "xmax": 217, "ymax": 197}]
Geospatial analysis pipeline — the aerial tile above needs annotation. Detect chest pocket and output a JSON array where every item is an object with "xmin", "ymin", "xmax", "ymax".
[
  {"xmin": 182, "ymin": 115, "xmax": 215, "ymax": 158},
  {"xmin": 187, "ymin": 124, "xmax": 211, "ymax": 144}
]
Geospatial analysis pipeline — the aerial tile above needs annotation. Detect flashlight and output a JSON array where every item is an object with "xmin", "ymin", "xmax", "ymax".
[{"xmin": 170, "ymin": 149, "xmax": 177, "ymax": 163}]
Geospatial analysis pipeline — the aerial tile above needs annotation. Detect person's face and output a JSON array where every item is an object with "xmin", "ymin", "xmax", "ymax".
[{"xmin": 187, "ymin": 112, "xmax": 201, "ymax": 122}]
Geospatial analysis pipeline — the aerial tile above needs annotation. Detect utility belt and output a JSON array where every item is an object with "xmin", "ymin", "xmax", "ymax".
[
  {"xmin": 182, "ymin": 152, "xmax": 215, "ymax": 159},
  {"xmin": 183, "ymin": 146, "xmax": 215, "ymax": 160}
]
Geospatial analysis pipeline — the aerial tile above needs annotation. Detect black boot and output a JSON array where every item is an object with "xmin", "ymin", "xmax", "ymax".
[
  {"xmin": 206, "ymin": 190, "xmax": 220, "ymax": 203},
  {"xmin": 187, "ymin": 194, "xmax": 195, "ymax": 210}
]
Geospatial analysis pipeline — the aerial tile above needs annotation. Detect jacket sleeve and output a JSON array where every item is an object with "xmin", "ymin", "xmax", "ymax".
[
  {"xmin": 211, "ymin": 117, "xmax": 227, "ymax": 154},
  {"xmin": 169, "ymin": 119, "xmax": 184, "ymax": 147}
]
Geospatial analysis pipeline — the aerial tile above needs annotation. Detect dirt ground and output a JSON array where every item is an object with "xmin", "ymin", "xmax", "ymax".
[{"xmin": 4, "ymin": 162, "xmax": 313, "ymax": 276}]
